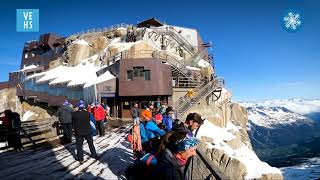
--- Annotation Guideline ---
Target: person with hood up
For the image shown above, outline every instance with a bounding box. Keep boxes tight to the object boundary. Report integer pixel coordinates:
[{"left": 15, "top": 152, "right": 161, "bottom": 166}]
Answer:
[{"left": 54, "top": 100, "right": 74, "bottom": 143}]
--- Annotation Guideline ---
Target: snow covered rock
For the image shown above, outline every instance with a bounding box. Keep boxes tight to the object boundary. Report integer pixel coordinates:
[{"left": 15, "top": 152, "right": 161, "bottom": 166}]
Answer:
[
  {"left": 184, "top": 90, "right": 283, "bottom": 179},
  {"left": 114, "top": 27, "right": 127, "bottom": 37},
  {"left": 196, "top": 119, "right": 283, "bottom": 179},
  {"left": 21, "top": 110, "right": 37, "bottom": 122}
]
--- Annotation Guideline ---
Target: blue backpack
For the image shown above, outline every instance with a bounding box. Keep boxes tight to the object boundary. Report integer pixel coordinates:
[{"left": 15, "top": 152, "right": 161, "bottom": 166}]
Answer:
[{"left": 89, "top": 113, "right": 97, "bottom": 136}]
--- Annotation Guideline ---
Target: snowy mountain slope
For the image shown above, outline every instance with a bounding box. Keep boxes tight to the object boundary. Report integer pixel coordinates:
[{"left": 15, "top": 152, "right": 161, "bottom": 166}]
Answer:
[
  {"left": 240, "top": 99, "right": 320, "bottom": 168},
  {"left": 241, "top": 99, "right": 320, "bottom": 116},
  {"left": 245, "top": 105, "right": 315, "bottom": 128},
  {"left": 280, "top": 157, "right": 320, "bottom": 180},
  {"left": 241, "top": 98, "right": 320, "bottom": 129}
]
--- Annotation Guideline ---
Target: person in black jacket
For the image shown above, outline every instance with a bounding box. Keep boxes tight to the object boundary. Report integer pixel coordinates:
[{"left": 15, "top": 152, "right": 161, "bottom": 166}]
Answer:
[
  {"left": 54, "top": 100, "right": 74, "bottom": 143},
  {"left": 73, "top": 101, "right": 97, "bottom": 163},
  {"left": 131, "top": 103, "right": 140, "bottom": 125},
  {"left": 172, "top": 113, "right": 204, "bottom": 134},
  {"left": 156, "top": 131, "right": 198, "bottom": 180}
]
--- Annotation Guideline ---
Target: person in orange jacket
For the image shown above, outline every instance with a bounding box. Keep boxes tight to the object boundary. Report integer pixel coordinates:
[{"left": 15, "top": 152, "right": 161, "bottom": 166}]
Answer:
[
  {"left": 93, "top": 102, "right": 106, "bottom": 136},
  {"left": 141, "top": 102, "right": 154, "bottom": 122}
]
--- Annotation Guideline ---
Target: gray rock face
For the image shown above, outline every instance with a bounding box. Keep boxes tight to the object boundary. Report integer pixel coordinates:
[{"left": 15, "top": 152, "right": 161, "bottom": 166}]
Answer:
[
  {"left": 0, "top": 88, "right": 53, "bottom": 121},
  {"left": 0, "top": 88, "right": 23, "bottom": 114}
]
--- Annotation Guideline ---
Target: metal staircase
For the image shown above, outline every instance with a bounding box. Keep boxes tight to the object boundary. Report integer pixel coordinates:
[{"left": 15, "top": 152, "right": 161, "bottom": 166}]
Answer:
[
  {"left": 174, "top": 77, "right": 224, "bottom": 119},
  {"left": 187, "top": 48, "right": 208, "bottom": 67},
  {"left": 152, "top": 51, "right": 199, "bottom": 87},
  {"left": 152, "top": 26, "right": 196, "bottom": 55}
]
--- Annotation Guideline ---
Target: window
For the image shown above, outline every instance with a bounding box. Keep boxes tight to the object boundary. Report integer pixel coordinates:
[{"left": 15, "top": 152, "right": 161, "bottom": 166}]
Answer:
[
  {"left": 144, "top": 70, "right": 150, "bottom": 80},
  {"left": 128, "top": 67, "right": 151, "bottom": 81},
  {"left": 103, "top": 86, "right": 112, "bottom": 92},
  {"left": 123, "top": 101, "right": 131, "bottom": 109},
  {"left": 127, "top": 70, "right": 133, "bottom": 81},
  {"left": 24, "top": 54, "right": 28, "bottom": 59},
  {"left": 133, "top": 67, "right": 144, "bottom": 77},
  {"left": 26, "top": 71, "right": 34, "bottom": 76}
]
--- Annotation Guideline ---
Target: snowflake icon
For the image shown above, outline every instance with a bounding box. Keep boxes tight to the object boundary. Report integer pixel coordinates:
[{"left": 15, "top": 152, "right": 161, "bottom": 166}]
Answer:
[{"left": 283, "top": 10, "right": 303, "bottom": 32}]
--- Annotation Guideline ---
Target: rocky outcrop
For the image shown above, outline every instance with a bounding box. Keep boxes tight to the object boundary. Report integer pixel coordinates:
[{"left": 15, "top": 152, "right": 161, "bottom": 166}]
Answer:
[
  {"left": 0, "top": 88, "right": 54, "bottom": 121},
  {"left": 183, "top": 89, "right": 283, "bottom": 179},
  {"left": 0, "top": 88, "right": 22, "bottom": 114}
]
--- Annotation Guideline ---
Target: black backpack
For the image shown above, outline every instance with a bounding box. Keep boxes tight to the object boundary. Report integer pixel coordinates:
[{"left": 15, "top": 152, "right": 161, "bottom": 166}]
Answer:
[
  {"left": 10, "top": 112, "right": 21, "bottom": 130},
  {"left": 125, "top": 153, "right": 158, "bottom": 180}
]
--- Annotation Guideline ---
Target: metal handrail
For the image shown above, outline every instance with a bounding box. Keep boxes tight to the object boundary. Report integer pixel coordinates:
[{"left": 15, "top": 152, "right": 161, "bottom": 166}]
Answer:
[
  {"left": 73, "top": 23, "right": 130, "bottom": 37},
  {"left": 192, "top": 148, "right": 227, "bottom": 180},
  {"left": 172, "top": 77, "right": 199, "bottom": 88},
  {"left": 173, "top": 81, "right": 205, "bottom": 108},
  {"left": 152, "top": 26, "right": 196, "bottom": 55},
  {"left": 175, "top": 78, "right": 224, "bottom": 118},
  {"left": 0, "top": 118, "right": 57, "bottom": 149},
  {"left": 120, "top": 50, "right": 197, "bottom": 83}
]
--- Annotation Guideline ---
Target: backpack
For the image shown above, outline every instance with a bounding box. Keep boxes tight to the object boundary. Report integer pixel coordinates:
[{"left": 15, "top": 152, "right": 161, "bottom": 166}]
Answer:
[
  {"left": 89, "top": 113, "right": 97, "bottom": 136},
  {"left": 10, "top": 112, "right": 21, "bottom": 130},
  {"left": 125, "top": 153, "right": 158, "bottom": 179}
]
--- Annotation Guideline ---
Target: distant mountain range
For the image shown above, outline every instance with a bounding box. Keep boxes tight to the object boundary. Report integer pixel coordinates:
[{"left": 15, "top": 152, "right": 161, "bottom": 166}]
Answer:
[{"left": 240, "top": 99, "right": 320, "bottom": 167}]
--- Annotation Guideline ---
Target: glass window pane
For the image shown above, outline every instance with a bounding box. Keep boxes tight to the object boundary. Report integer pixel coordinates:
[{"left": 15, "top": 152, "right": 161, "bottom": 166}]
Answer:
[
  {"left": 123, "top": 101, "right": 131, "bottom": 109},
  {"left": 127, "top": 70, "right": 133, "bottom": 81},
  {"left": 144, "top": 70, "right": 150, "bottom": 80}
]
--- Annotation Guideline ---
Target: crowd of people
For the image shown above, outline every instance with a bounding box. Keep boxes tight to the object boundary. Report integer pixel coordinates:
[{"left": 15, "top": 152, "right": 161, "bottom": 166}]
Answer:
[
  {"left": 53, "top": 99, "right": 110, "bottom": 163},
  {"left": 127, "top": 100, "right": 205, "bottom": 180},
  {"left": 1, "top": 98, "right": 205, "bottom": 179}
]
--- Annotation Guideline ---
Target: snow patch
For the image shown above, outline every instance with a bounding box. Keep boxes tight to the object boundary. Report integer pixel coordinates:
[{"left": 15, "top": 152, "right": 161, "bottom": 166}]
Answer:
[
  {"left": 226, "top": 121, "right": 242, "bottom": 132},
  {"left": 19, "top": 65, "right": 39, "bottom": 72},
  {"left": 197, "top": 120, "right": 281, "bottom": 179},
  {"left": 37, "top": 55, "right": 100, "bottom": 87},
  {"left": 72, "top": 39, "right": 90, "bottom": 46},
  {"left": 197, "top": 59, "right": 210, "bottom": 68},
  {"left": 22, "top": 110, "right": 37, "bottom": 122},
  {"left": 186, "top": 66, "right": 201, "bottom": 71},
  {"left": 196, "top": 120, "right": 235, "bottom": 143},
  {"left": 84, "top": 71, "right": 116, "bottom": 88}
]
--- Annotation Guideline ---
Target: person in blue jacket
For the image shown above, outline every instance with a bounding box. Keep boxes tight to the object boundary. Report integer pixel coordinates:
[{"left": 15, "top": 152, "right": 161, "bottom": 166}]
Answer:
[
  {"left": 162, "top": 106, "right": 174, "bottom": 132},
  {"left": 140, "top": 117, "right": 166, "bottom": 153}
]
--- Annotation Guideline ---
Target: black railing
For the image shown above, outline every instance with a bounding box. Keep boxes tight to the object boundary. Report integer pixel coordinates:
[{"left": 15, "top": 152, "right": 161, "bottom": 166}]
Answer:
[{"left": 0, "top": 118, "right": 58, "bottom": 151}]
